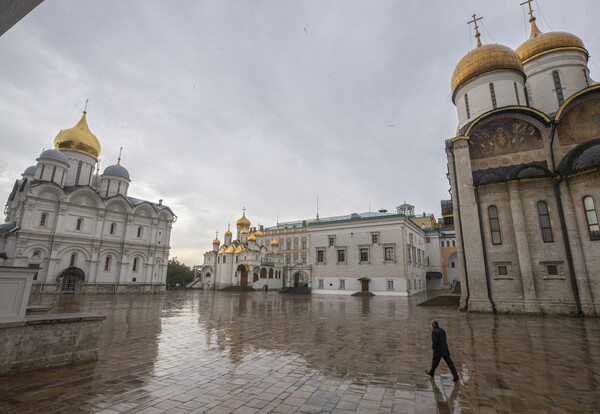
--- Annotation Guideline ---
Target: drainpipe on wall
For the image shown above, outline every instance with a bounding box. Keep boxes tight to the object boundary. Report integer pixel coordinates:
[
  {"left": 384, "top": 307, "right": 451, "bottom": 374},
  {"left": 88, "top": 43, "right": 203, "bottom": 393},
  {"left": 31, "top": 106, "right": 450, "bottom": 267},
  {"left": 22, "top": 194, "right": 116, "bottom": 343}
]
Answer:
[{"left": 474, "top": 187, "right": 497, "bottom": 314}]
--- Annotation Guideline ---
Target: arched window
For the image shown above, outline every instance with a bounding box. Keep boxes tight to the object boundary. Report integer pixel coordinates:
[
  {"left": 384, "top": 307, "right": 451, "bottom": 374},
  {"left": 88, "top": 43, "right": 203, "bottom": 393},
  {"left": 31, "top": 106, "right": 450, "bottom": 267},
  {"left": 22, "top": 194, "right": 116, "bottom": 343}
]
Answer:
[
  {"left": 269, "top": 269, "right": 274, "bottom": 279},
  {"left": 488, "top": 206, "right": 502, "bottom": 245},
  {"left": 133, "top": 257, "right": 139, "bottom": 272},
  {"left": 104, "top": 256, "right": 111, "bottom": 271},
  {"left": 110, "top": 223, "right": 116, "bottom": 235},
  {"left": 137, "top": 226, "right": 143, "bottom": 238},
  {"left": 537, "top": 201, "right": 554, "bottom": 242},
  {"left": 40, "top": 213, "right": 47, "bottom": 227},
  {"left": 70, "top": 253, "right": 77, "bottom": 267},
  {"left": 583, "top": 196, "right": 600, "bottom": 240},
  {"left": 51, "top": 166, "right": 57, "bottom": 182},
  {"left": 39, "top": 164, "right": 45, "bottom": 179},
  {"left": 105, "top": 180, "right": 111, "bottom": 197},
  {"left": 452, "top": 240, "right": 456, "bottom": 247},
  {"left": 76, "top": 218, "right": 83, "bottom": 231}
]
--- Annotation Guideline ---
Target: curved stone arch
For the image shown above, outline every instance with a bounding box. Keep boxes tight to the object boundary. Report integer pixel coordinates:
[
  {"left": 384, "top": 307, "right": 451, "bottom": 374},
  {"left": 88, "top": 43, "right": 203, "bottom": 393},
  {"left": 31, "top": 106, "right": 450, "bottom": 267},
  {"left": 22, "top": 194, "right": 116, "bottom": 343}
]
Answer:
[
  {"left": 555, "top": 84, "right": 600, "bottom": 121},
  {"left": 461, "top": 106, "right": 552, "bottom": 137},
  {"left": 56, "top": 245, "right": 92, "bottom": 262},
  {"left": 132, "top": 203, "right": 157, "bottom": 218},
  {"left": 24, "top": 244, "right": 50, "bottom": 260},
  {"left": 292, "top": 270, "right": 309, "bottom": 287},
  {"left": 158, "top": 211, "right": 173, "bottom": 221},
  {"left": 100, "top": 247, "right": 122, "bottom": 258},
  {"left": 33, "top": 183, "right": 64, "bottom": 201},
  {"left": 105, "top": 197, "right": 130, "bottom": 213},
  {"left": 126, "top": 251, "right": 149, "bottom": 263},
  {"left": 557, "top": 138, "right": 600, "bottom": 175},
  {"left": 67, "top": 189, "right": 103, "bottom": 208}
]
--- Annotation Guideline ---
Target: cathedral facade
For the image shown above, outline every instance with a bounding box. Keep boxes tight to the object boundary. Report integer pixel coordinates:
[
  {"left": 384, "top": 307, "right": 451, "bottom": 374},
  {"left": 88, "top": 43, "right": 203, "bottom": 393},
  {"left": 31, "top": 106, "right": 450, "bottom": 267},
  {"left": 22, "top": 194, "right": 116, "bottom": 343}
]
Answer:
[
  {"left": 447, "top": 6, "right": 600, "bottom": 314},
  {"left": 1, "top": 110, "right": 175, "bottom": 293},
  {"left": 194, "top": 211, "right": 285, "bottom": 290}
]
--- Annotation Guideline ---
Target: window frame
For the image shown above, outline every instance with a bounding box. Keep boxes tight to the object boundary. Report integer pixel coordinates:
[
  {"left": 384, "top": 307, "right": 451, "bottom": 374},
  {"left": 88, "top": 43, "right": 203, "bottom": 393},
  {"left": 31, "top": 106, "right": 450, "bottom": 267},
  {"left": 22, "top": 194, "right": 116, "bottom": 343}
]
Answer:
[
  {"left": 76, "top": 218, "right": 83, "bottom": 231},
  {"left": 488, "top": 205, "right": 502, "bottom": 245},
  {"left": 328, "top": 235, "right": 336, "bottom": 247},
  {"left": 384, "top": 246, "right": 394, "bottom": 261},
  {"left": 316, "top": 249, "right": 325, "bottom": 263},
  {"left": 40, "top": 213, "right": 47, "bottom": 227},
  {"left": 359, "top": 247, "right": 369, "bottom": 263},
  {"left": 337, "top": 248, "right": 346, "bottom": 263},
  {"left": 537, "top": 201, "right": 554, "bottom": 243},
  {"left": 583, "top": 196, "right": 600, "bottom": 240}
]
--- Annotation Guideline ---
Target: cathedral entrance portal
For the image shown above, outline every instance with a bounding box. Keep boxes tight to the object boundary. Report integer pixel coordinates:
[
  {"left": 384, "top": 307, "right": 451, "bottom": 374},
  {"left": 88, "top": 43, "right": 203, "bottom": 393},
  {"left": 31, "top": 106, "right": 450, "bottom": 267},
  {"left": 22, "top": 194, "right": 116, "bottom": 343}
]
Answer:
[
  {"left": 57, "top": 267, "right": 85, "bottom": 292},
  {"left": 237, "top": 265, "right": 249, "bottom": 287}
]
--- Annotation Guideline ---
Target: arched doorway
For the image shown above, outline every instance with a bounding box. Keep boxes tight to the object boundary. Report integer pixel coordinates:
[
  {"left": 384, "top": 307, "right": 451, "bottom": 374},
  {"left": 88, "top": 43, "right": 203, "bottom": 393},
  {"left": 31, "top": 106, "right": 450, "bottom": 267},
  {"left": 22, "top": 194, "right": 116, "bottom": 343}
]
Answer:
[
  {"left": 237, "top": 264, "right": 249, "bottom": 287},
  {"left": 447, "top": 252, "right": 459, "bottom": 285},
  {"left": 293, "top": 271, "right": 308, "bottom": 287},
  {"left": 57, "top": 267, "right": 85, "bottom": 292}
]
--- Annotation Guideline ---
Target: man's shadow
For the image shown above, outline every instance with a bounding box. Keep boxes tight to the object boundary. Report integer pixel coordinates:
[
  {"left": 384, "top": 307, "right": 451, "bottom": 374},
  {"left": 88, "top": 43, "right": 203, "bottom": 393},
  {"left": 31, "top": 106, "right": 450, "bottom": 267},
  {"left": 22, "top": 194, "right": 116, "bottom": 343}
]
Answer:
[{"left": 430, "top": 377, "right": 460, "bottom": 412}]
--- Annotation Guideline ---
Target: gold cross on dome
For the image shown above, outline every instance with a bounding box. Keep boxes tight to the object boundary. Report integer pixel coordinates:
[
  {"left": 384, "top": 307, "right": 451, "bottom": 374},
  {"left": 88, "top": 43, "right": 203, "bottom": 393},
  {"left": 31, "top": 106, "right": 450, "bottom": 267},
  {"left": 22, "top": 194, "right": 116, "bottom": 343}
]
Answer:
[
  {"left": 520, "top": 0, "right": 536, "bottom": 22},
  {"left": 467, "top": 14, "right": 483, "bottom": 47}
]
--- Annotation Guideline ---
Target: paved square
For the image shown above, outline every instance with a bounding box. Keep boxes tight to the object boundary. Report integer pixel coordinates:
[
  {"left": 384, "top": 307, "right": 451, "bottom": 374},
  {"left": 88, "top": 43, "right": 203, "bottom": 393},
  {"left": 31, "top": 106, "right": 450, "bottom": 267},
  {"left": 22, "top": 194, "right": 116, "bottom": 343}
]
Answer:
[{"left": 0, "top": 291, "right": 599, "bottom": 413}]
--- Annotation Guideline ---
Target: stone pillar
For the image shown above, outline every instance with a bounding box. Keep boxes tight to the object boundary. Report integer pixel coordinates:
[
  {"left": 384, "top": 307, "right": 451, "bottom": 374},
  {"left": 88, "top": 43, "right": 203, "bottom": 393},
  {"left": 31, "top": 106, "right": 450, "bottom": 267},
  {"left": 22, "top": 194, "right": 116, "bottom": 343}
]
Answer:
[
  {"left": 508, "top": 182, "right": 540, "bottom": 312},
  {"left": 562, "top": 180, "right": 594, "bottom": 312},
  {"left": 448, "top": 139, "right": 493, "bottom": 312}
]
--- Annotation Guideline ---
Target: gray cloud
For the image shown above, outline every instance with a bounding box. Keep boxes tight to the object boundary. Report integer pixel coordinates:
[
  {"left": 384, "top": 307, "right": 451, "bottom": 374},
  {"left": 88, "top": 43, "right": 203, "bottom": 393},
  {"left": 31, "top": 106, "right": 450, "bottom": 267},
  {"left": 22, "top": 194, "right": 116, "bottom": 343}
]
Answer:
[{"left": 1, "top": 0, "right": 598, "bottom": 265}]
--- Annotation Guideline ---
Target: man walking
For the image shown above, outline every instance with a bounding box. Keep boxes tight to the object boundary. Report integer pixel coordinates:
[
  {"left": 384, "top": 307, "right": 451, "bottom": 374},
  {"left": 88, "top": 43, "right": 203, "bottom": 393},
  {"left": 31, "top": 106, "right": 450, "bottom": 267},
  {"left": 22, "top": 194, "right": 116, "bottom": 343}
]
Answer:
[{"left": 426, "top": 320, "right": 460, "bottom": 382}]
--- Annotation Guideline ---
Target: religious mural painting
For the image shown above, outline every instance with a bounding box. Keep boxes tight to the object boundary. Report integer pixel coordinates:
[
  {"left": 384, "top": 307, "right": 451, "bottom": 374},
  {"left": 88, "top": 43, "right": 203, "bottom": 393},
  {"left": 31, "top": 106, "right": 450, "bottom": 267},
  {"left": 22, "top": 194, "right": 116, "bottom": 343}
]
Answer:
[
  {"left": 468, "top": 117, "right": 543, "bottom": 160},
  {"left": 557, "top": 98, "right": 600, "bottom": 145}
]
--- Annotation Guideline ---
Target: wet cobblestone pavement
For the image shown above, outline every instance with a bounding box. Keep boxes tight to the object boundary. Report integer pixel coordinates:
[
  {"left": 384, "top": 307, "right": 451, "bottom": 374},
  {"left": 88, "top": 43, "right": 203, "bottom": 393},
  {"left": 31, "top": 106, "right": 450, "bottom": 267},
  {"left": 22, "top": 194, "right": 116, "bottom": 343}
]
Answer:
[{"left": 1, "top": 291, "right": 599, "bottom": 413}]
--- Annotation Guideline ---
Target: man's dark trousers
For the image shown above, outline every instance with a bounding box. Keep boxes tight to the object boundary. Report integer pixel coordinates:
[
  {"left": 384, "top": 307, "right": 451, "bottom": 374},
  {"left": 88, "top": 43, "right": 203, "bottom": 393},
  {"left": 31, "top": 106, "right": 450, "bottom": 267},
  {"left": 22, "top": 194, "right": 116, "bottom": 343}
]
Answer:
[{"left": 430, "top": 351, "right": 459, "bottom": 380}]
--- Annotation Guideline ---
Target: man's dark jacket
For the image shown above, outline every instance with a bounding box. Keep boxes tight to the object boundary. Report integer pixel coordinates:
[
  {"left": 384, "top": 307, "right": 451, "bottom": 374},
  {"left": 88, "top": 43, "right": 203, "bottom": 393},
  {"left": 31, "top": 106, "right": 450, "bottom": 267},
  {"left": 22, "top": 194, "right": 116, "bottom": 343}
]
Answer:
[{"left": 431, "top": 327, "right": 450, "bottom": 357}]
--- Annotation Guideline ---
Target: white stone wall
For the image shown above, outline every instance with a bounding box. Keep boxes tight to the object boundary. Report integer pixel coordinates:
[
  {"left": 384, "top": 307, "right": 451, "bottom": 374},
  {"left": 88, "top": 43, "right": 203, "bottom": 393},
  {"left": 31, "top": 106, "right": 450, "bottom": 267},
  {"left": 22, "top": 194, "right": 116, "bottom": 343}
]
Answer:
[
  {"left": 455, "top": 71, "right": 526, "bottom": 130},
  {"left": 309, "top": 216, "right": 425, "bottom": 296},
  {"left": 524, "top": 50, "right": 590, "bottom": 115}
]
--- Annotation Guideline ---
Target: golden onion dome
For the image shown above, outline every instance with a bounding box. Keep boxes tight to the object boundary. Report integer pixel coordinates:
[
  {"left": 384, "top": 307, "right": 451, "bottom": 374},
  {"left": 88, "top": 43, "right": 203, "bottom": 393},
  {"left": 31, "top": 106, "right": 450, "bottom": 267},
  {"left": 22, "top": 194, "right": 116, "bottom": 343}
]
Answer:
[
  {"left": 270, "top": 239, "right": 279, "bottom": 246},
  {"left": 236, "top": 213, "right": 251, "bottom": 228},
  {"left": 248, "top": 234, "right": 257, "bottom": 241},
  {"left": 516, "top": 19, "right": 587, "bottom": 64},
  {"left": 254, "top": 230, "right": 263, "bottom": 237},
  {"left": 53, "top": 111, "right": 101, "bottom": 158},
  {"left": 451, "top": 43, "right": 524, "bottom": 94},
  {"left": 240, "top": 229, "right": 249, "bottom": 235},
  {"left": 224, "top": 230, "right": 232, "bottom": 236},
  {"left": 225, "top": 245, "right": 235, "bottom": 254},
  {"left": 212, "top": 238, "right": 220, "bottom": 245}
]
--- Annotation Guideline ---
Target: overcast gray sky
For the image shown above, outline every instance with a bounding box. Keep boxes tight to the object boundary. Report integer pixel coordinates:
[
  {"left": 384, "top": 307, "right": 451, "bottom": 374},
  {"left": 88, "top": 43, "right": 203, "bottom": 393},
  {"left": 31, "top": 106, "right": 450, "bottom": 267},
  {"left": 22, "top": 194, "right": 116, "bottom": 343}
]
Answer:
[{"left": 1, "top": 1, "right": 598, "bottom": 266}]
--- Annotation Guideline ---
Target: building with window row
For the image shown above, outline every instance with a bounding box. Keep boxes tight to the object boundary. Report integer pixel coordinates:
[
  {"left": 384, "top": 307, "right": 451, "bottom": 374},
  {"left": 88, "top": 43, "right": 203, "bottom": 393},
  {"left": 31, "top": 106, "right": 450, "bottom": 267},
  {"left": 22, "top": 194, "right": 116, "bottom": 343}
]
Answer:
[
  {"left": 308, "top": 209, "right": 426, "bottom": 296},
  {"left": 1, "top": 110, "right": 175, "bottom": 293},
  {"left": 446, "top": 6, "right": 600, "bottom": 314}
]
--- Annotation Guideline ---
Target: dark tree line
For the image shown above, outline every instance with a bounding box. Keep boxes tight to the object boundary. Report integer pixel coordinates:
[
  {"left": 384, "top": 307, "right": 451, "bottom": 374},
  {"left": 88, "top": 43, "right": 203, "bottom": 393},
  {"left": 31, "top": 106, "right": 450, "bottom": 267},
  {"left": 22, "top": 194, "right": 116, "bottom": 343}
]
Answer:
[{"left": 166, "top": 257, "right": 195, "bottom": 288}]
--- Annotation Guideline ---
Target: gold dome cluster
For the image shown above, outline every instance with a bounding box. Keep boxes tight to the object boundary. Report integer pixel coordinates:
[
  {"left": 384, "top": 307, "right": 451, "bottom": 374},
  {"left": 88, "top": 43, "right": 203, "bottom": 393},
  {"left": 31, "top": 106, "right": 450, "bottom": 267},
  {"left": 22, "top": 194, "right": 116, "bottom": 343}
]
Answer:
[
  {"left": 451, "top": 44, "right": 524, "bottom": 94},
  {"left": 53, "top": 111, "right": 101, "bottom": 158},
  {"left": 516, "top": 20, "right": 587, "bottom": 64}
]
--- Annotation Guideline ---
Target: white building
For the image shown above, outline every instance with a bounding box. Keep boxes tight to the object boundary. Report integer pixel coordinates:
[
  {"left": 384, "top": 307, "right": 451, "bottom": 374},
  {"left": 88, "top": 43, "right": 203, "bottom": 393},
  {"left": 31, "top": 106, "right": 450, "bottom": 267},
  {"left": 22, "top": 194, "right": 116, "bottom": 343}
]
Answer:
[
  {"left": 194, "top": 210, "right": 285, "bottom": 291},
  {"left": 1, "top": 110, "right": 176, "bottom": 293},
  {"left": 309, "top": 209, "right": 426, "bottom": 296}
]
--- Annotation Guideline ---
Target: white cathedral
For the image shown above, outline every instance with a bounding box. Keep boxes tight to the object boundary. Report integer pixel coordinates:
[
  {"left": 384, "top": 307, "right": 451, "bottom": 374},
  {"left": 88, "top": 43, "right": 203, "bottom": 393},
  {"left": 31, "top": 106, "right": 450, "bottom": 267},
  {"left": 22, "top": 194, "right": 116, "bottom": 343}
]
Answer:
[
  {"left": 447, "top": 4, "right": 600, "bottom": 315},
  {"left": 193, "top": 210, "right": 285, "bottom": 290},
  {"left": 0, "top": 110, "right": 175, "bottom": 293}
]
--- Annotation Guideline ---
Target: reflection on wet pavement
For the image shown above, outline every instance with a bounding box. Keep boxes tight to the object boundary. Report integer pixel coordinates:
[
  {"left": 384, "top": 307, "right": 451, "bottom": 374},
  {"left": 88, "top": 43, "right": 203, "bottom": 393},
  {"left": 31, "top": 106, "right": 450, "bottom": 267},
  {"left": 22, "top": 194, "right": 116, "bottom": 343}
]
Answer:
[{"left": 1, "top": 291, "right": 599, "bottom": 413}]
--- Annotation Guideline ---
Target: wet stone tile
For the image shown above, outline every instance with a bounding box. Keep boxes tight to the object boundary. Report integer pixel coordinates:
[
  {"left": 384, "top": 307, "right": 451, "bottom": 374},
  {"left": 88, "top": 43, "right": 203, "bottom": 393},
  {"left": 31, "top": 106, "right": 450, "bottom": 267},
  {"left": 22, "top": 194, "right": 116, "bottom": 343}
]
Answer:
[{"left": 0, "top": 291, "right": 598, "bottom": 413}]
